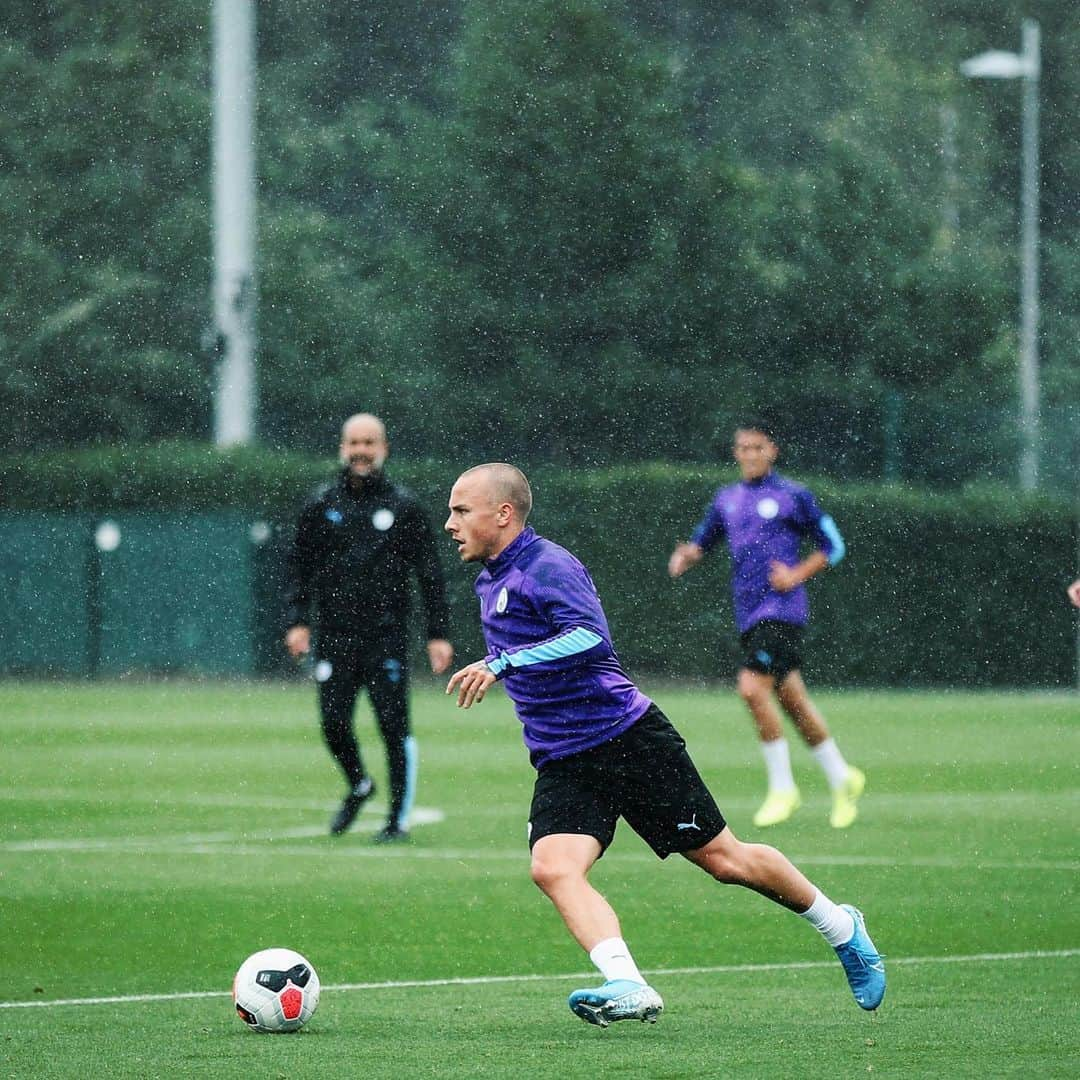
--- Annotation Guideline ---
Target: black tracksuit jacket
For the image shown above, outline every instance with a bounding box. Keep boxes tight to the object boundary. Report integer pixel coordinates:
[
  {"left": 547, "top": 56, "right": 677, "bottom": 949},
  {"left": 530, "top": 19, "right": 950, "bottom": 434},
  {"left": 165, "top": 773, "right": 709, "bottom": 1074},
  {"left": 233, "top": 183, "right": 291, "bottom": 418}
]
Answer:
[{"left": 284, "top": 469, "right": 450, "bottom": 643}]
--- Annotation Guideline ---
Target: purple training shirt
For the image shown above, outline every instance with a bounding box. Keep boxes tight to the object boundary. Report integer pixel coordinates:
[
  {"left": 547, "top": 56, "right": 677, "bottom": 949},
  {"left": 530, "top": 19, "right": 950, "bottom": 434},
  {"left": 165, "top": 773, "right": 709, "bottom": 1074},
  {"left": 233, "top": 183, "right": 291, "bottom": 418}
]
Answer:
[
  {"left": 474, "top": 527, "right": 651, "bottom": 768},
  {"left": 690, "top": 472, "right": 845, "bottom": 634}
]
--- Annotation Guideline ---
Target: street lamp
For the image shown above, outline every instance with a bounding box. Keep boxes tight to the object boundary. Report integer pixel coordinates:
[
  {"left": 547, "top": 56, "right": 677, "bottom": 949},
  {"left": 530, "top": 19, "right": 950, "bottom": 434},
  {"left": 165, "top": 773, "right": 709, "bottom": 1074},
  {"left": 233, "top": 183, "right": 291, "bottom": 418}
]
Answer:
[{"left": 961, "top": 20, "right": 1040, "bottom": 491}]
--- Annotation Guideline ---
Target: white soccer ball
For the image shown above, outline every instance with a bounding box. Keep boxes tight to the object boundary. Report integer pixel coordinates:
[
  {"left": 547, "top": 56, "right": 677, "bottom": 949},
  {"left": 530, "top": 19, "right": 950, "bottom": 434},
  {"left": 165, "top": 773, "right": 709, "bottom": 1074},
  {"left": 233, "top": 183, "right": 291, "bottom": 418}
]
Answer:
[{"left": 232, "top": 947, "right": 320, "bottom": 1033}]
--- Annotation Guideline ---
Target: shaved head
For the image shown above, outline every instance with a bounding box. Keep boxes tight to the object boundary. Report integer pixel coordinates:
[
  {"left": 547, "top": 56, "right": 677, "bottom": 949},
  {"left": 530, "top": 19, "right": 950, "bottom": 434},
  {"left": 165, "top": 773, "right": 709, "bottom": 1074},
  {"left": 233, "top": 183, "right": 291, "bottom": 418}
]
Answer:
[
  {"left": 456, "top": 463, "right": 532, "bottom": 524},
  {"left": 341, "top": 413, "right": 386, "bottom": 441},
  {"left": 339, "top": 412, "right": 388, "bottom": 479},
  {"left": 446, "top": 464, "right": 531, "bottom": 563}
]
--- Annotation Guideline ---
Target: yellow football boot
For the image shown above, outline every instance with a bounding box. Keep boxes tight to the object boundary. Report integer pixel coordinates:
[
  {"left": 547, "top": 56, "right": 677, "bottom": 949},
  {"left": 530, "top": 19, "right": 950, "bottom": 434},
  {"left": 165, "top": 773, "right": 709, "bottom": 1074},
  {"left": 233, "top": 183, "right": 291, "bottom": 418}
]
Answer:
[
  {"left": 753, "top": 787, "right": 801, "bottom": 827},
  {"left": 830, "top": 766, "right": 866, "bottom": 829}
]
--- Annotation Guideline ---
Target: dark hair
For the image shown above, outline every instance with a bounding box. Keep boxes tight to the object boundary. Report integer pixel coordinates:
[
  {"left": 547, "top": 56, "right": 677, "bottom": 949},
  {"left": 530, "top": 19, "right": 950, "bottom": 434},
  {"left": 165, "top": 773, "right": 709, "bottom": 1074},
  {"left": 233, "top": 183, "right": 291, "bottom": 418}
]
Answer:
[{"left": 735, "top": 418, "right": 780, "bottom": 444}]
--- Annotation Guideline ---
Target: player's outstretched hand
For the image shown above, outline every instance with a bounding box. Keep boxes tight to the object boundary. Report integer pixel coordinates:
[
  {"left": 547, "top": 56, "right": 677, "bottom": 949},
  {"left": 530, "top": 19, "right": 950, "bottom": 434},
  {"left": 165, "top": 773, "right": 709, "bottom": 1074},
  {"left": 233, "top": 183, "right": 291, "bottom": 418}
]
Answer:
[
  {"left": 1068, "top": 578, "right": 1080, "bottom": 608},
  {"left": 668, "top": 542, "right": 704, "bottom": 579},
  {"left": 447, "top": 661, "right": 497, "bottom": 708}
]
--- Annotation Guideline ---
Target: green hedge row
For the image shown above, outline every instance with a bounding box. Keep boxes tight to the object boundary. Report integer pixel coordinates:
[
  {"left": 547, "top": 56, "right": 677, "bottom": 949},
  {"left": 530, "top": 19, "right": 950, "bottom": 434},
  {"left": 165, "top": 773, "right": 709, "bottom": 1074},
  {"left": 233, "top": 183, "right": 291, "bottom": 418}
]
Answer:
[{"left": 2, "top": 444, "right": 1076, "bottom": 687}]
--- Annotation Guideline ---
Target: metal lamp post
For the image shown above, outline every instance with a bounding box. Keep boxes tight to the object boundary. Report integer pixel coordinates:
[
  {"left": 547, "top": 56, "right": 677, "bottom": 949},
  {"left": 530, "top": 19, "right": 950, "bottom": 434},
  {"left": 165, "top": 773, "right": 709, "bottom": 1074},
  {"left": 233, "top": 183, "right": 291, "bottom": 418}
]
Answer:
[{"left": 961, "top": 19, "right": 1040, "bottom": 492}]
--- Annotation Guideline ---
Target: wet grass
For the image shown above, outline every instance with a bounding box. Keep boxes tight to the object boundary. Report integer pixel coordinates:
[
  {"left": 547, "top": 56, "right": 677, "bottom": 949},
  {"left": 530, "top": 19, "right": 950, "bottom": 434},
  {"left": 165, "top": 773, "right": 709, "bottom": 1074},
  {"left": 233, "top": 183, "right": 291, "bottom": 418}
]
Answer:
[{"left": 1, "top": 681, "right": 1077, "bottom": 1078}]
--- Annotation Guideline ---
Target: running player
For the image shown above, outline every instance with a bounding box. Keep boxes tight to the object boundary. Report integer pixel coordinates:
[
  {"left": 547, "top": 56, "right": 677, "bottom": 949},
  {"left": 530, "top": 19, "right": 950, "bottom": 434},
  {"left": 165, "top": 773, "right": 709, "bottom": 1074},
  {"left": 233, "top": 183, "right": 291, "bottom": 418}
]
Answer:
[
  {"left": 669, "top": 421, "right": 865, "bottom": 829},
  {"left": 445, "top": 462, "right": 885, "bottom": 1026}
]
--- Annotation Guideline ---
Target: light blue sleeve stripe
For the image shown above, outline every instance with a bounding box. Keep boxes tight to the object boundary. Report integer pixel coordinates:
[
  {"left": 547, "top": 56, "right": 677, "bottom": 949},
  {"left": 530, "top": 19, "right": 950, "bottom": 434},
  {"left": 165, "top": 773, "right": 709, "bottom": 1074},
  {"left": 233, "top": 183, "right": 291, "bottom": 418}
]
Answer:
[
  {"left": 495, "top": 627, "right": 603, "bottom": 673},
  {"left": 820, "top": 514, "right": 845, "bottom": 565}
]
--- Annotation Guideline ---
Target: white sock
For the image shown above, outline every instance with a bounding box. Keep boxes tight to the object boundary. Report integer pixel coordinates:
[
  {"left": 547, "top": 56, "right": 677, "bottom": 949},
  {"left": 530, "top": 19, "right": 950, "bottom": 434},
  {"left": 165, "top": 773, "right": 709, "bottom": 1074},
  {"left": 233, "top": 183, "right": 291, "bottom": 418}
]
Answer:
[
  {"left": 589, "top": 937, "right": 645, "bottom": 984},
  {"left": 812, "top": 738, "right": 850, "bottom": 790},
  {"left": 799, "top": 889, "right": 856, "bottom": 947},
  {"left": 761, "top": 737, "right": 797, "bottom": 792}
]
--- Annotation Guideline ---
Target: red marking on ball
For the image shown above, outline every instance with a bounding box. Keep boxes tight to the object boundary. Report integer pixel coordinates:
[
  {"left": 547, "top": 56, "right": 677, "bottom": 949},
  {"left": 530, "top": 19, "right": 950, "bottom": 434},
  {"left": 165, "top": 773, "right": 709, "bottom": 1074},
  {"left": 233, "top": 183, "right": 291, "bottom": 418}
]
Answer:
[{"left": 280, "top": 985, "right": 303, "bottom": 1020}]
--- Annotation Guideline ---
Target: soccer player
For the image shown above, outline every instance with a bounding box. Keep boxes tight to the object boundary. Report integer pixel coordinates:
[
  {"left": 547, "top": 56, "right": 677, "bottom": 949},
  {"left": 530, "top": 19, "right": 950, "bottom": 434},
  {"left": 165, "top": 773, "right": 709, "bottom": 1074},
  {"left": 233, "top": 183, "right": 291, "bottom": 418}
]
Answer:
[
  {"left": 445, "top": 463, "right": 885, "bottom": 1026},
  {"left": 668, "top": 422, "right": 865, "bottom": 829},
  {"left": 284, "top": 413, "right": 453, "bottom": 842}
]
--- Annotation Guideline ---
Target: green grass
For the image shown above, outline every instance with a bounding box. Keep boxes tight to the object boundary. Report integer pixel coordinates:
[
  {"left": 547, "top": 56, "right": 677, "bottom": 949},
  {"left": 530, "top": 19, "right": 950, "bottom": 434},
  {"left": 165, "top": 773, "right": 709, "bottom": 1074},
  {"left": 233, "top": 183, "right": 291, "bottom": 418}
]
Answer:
[{"left": 1, "top": 681, "right": 1077, "bottom": 1078}]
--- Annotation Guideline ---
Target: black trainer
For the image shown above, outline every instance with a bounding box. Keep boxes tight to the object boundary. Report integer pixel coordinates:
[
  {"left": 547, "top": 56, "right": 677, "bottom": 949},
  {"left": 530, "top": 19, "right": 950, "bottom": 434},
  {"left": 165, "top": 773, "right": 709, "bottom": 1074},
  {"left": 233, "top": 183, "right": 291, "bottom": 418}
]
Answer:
[
  {"left": 329, "top": 777, "right": 375, "bottom": 835},
  {"left": 372, "top": 823, "right": 410, "bottom": 844}
]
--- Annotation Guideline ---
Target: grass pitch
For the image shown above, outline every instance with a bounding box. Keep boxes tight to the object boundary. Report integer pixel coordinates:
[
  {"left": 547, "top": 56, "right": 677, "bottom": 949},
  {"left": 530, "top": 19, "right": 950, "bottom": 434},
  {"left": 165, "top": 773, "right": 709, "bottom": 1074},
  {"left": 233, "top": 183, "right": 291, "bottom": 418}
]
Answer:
[{"left": 1, "top": 680, "right": 1077, "bottom": 1078}]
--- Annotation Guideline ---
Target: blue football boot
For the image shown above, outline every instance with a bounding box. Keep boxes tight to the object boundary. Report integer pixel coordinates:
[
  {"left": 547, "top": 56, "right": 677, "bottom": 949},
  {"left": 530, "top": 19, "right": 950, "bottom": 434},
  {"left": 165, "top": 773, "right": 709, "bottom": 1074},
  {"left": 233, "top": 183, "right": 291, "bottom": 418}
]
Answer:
[
  {"left": 834, "top": 905, "right": 886, "bottom": 1010},
  {"left": 568, "top": 979, "right": 663, "bottom": 1027}
]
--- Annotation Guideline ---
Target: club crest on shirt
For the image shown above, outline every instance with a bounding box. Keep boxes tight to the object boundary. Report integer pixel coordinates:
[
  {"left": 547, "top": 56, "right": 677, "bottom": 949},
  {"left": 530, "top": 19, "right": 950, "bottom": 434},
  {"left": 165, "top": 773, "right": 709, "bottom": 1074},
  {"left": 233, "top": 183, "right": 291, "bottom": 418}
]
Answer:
[
  {"left": 756, "top": 497, "right": 780, "bottom": 520},
  {"left": 372, "top": 508, "right": 395, "bottom": 531},
  {"left": 495, "top": 586, "right": 509, "bottom": 613}
]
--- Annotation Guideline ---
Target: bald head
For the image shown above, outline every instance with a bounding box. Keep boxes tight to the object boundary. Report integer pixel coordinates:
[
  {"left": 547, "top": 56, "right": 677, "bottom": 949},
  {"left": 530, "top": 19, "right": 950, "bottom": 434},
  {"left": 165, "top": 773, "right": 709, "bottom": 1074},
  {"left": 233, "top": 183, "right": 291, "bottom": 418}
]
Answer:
[
  {"left": 445, "top": 464, "right": 532, "bottom": 563},
  {"left": 339, "top": 412, "right": 388, "bottom": 479},
  {"left": 457, "top": 463, "right": 532, "bottom": 523},
  {"left": 341, "top": 413, "right": 386, "bottom": 441}
]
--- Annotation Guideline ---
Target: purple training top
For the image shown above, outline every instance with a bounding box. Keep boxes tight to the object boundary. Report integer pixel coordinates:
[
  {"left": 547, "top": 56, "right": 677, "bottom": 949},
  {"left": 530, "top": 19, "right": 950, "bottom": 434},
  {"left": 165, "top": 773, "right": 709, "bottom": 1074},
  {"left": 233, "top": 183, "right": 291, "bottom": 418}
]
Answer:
[
  {"left": 690, "top": 472, "right": 845, "bottom": 634},
  {"left": 474, "top": 527, "right": 651, "bottom": 768}
]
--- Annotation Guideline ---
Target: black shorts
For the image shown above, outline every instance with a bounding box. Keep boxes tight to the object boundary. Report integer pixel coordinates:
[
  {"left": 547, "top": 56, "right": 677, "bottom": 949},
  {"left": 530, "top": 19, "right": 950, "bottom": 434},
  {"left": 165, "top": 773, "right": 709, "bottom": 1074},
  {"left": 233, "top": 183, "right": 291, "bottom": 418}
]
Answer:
[
  {"left": 739, "top": 620, "right": 804, "bottom": 682},
  {"left": 528, "top": 704, "right": 727, "bottom": 859}
]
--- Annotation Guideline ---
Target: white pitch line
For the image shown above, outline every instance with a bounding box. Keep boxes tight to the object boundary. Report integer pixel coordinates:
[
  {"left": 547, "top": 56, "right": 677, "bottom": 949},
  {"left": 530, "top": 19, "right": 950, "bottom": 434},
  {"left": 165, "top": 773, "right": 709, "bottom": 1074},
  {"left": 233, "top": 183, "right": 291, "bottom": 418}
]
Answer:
[
  {"left": 791, "top": 853, "right": 1080, "bottom": 872},
  {"left": 1, "top": 949, "right": 1076, "bottom": 1011},
  {"left": 1, "top": 832, "right": 1075, "bottom": 872},
  {"left": 0, "top": 809, "right": 446, "bottom": 852}
]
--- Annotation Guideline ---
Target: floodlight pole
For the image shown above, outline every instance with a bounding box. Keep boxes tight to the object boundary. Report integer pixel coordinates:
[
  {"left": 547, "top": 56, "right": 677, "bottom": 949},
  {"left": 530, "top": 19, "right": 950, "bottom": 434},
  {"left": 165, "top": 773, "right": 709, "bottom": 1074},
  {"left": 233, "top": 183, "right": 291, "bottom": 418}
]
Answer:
[
  {"left": 212, "top": 0, "right": 257, "bottom": 446},
  {"left": 961, "top": 20, "right": 1040, "bottom": 491},
  {"left": 1017, "top": 21, "right": 1040, "bottom": 493}
]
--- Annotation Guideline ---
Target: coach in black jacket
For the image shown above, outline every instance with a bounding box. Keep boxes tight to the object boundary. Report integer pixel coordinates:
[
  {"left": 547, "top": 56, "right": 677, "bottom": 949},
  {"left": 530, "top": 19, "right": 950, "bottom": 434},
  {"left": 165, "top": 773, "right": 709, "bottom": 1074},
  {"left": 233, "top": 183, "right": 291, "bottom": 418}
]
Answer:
[{"left": 284, "top": 413, "right": 453, "bottom": 842}]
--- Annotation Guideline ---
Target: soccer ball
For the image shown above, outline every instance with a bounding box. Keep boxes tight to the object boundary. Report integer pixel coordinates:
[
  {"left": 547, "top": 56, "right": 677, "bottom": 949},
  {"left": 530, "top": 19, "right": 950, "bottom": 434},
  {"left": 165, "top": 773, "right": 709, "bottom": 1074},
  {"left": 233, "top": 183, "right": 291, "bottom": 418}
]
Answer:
[{"left": 232, "top": 947, "right": 320, "bottom": 1033}]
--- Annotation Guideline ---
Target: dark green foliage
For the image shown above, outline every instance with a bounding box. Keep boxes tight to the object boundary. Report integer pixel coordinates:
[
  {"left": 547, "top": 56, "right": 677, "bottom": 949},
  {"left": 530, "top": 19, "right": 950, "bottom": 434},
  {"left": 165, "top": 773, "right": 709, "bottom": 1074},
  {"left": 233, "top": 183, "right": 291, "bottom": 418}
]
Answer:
[
  {"left": 2, "top": 1, "right": 1077, "bottom": 487},
  {"left": 0, "top": 441, "right": 328, "bottom": 513},
  {"left": 0, "top": 6, "right": 212, "bottom": 448},
  {"left": 362, "top": 0, "right": 750, "bottom": 463}
]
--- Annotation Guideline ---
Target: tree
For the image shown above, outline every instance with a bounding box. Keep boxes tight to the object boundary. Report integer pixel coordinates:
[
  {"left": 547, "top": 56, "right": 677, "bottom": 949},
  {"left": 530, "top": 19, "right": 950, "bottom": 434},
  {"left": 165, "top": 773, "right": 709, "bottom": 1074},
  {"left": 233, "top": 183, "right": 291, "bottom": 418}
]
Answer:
[
  {"left": 0, "top": 5, "right": 212, "bottom": 448},
  {"left": 356, "top": 0, "right": 760, "bottom": 462}
]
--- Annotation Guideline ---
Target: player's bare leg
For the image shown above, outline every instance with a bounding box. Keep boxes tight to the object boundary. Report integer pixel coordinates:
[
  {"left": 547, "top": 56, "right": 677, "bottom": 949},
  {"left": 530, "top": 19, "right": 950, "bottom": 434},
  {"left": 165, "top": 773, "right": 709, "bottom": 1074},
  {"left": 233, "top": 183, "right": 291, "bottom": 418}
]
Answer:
[
  {"left": 530, "top": 834, "right": 617, "bottom": 950},
  {"left": 778, "top": 671, "right": 865, "bottom": 828},
  {"left": 684, "top": 827, "right": 885, "bottom": 1009},
  {"left": 739, "top": 668, "right": 801, "bottom": 826},
  {"left": 531, "top": 833, "right": 664, "bottom": 1026},
  {"left": 776, "top": 671, "right": 829, "bottom": 745},
  {"left": 737, "top": 668, "right": 784, "bottom": 741},
  {"left": 683, "top": 825, "right": 815, "bottom": 910}
]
